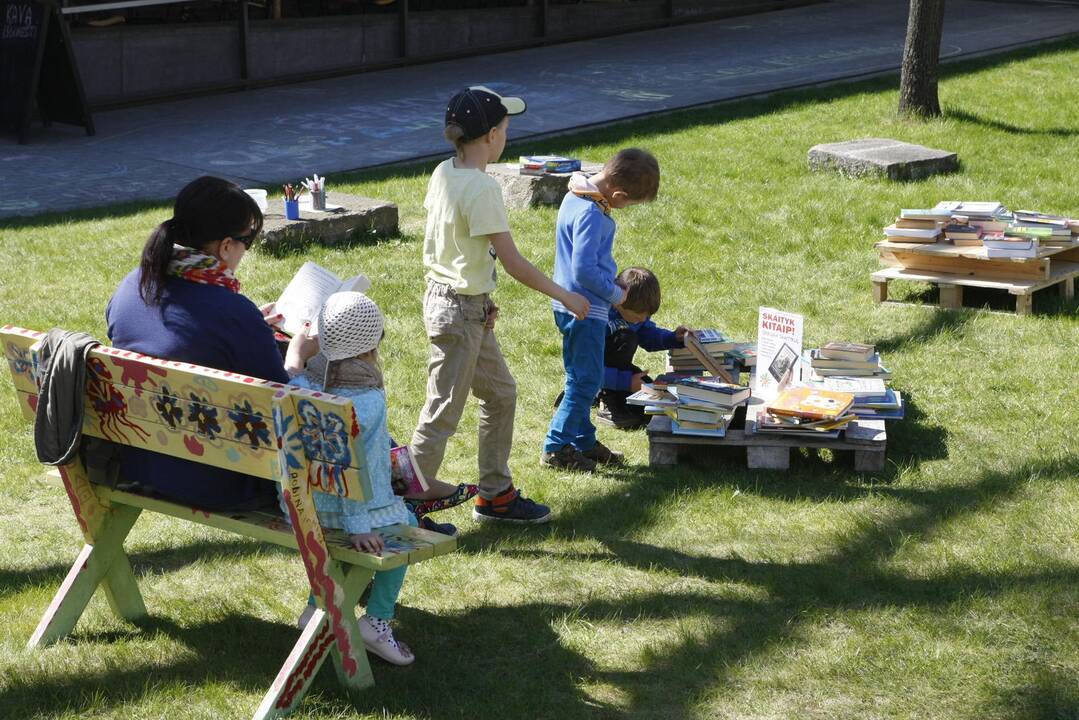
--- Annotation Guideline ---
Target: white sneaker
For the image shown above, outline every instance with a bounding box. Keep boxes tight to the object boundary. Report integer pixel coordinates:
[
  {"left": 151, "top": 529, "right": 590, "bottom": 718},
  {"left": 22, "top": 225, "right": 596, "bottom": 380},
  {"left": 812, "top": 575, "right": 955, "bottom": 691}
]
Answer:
[{"left": 359, "top": 615, "right": 415, "bottom": 666}]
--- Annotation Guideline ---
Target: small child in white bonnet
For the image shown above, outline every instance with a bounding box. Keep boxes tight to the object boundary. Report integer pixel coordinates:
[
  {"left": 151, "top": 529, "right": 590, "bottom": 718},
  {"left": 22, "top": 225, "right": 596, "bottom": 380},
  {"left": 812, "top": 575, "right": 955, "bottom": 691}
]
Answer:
[{"left": 282, "top": 291, "right": 417, "bottom": 665}]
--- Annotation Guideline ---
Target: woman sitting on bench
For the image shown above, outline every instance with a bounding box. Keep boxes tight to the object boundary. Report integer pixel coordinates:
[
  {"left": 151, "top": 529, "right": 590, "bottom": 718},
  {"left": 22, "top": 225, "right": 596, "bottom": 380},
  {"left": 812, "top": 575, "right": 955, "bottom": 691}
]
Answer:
[{"left": 106, "top": 176, "right": 290, "bottom": 511}]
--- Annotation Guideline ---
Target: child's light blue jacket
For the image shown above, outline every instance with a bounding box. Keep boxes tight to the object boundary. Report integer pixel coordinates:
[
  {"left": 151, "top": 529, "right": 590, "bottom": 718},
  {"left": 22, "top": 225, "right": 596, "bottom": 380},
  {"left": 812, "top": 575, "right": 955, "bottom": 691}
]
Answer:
[{"left": 278, "top": 375, "right": 410, "bottom": 534}]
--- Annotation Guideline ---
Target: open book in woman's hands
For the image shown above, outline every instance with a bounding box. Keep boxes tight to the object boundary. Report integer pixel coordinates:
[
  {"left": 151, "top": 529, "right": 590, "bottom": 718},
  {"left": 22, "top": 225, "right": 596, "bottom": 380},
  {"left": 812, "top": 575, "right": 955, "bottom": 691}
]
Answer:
[{"left": 274, "top": 261, "right": 371, "bottom": 336}]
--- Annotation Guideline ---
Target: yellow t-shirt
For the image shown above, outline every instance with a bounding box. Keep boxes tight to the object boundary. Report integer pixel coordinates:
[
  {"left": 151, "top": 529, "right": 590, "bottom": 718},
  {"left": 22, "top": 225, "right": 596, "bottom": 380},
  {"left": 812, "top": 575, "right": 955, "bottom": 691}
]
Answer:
[{"left": 423, "top": 158, "right": 510, "bottom": 295}]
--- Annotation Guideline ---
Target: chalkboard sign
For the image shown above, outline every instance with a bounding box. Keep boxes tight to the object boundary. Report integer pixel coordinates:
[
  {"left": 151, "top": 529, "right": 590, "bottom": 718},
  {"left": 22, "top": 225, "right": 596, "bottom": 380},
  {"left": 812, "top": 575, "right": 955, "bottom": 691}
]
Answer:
[{"left": 0, "top": 0, "right": 93, "bottom": 143}]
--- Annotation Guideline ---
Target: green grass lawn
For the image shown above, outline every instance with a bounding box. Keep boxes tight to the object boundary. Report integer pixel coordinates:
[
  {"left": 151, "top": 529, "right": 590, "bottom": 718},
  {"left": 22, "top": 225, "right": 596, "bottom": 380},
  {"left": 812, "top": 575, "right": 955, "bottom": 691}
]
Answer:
[{"left": 1, "top": 38, "right": 1078, "bottom": 720}]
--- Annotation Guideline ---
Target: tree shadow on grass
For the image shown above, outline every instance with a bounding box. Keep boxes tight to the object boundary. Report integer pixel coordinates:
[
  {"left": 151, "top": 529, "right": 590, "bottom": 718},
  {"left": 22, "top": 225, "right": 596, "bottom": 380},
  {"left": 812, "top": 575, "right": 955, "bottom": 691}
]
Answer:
[
  {"left": 2, "top": 454, "right": 1074, "bottom": 718},
  {"left": 0, "top": 536, "right": 293, "bottom": 602},
  {"left": 946, "top": 108, "right": 1079, "bottom": 138}
]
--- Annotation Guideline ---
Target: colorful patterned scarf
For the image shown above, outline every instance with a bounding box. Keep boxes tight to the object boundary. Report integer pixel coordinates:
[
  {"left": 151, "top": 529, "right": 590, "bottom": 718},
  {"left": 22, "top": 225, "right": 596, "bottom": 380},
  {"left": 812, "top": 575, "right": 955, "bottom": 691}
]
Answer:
[{"left": 166, "top": 244, "right": 240, "bottom": 293}]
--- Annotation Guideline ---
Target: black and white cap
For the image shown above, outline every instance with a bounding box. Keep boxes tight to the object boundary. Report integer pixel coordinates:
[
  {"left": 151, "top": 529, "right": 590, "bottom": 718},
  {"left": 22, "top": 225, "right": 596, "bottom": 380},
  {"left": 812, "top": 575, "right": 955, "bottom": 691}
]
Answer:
[{"left": 445, "top": 85, "right": 527, "bottom": 142}]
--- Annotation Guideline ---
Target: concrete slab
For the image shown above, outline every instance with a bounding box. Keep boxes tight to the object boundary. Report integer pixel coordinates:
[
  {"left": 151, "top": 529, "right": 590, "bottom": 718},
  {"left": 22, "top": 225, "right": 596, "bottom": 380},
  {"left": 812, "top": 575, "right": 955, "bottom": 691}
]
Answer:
[
  {"left": 488, "top": 162, "right": 603, "bottom": 209},
  {"left": 807, "top": 138, "right": 959, "bottom": 180},
  {"left": 3, "top": 0, "right": 1079, "bottom": 219},
  {"left": 259, "top": 192, "right": 398, "bottom": 251}
]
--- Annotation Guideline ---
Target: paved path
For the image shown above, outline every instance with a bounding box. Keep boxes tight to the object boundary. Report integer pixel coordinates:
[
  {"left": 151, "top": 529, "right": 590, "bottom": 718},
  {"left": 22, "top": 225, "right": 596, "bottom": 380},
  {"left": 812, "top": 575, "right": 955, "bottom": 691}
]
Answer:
[{"left": 2, "top": 0, "right": 1079, "bottom": 219}]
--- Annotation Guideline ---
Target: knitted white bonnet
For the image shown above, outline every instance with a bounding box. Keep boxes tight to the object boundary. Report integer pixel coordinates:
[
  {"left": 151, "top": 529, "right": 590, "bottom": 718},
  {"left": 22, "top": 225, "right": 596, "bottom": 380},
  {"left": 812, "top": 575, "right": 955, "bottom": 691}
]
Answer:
[{"left": 317, "top": 291, "right": 384, "bottom": 361}]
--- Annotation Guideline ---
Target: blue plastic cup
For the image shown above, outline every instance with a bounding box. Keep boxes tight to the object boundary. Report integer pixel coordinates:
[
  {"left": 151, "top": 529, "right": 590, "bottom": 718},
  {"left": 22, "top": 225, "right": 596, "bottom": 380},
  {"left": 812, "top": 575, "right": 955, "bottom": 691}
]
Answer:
[{"left": 284, "top": 199, "right": 300, "bottom": 220}]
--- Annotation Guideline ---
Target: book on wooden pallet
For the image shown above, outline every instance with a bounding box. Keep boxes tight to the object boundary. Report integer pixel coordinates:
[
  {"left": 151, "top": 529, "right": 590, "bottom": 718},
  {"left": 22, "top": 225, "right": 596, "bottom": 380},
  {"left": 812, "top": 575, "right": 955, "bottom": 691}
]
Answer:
[
  {"left": 1012, "top": 210, "right": 1072, "bottom": 229},
  {"left": 670, "top": 377, "right": 752, "bottom": 407},
  {"left": 899, "top": 208, "right": 952, "bottom": 222},
  {"left": 883, "top": 224, "right": 941, "bottom": 243},
  {"left": 851, "top": 391, "right": 905, "bottom": 420},
  {"left": 944, "top": 223, "right": 983, "bottom": 246},
  {"left": 802, "top": 376, "right": 890, "bottom": 403},
  {"left": 894, "top": 217, "right": 945, "bottom": 231},
  {"left": 754, "top": 411, "right": 847, "bottom": 437},
  {"left": 626, "top": 386, "right": 678, "bottom": 408},
  {"left": 766, "top": 386, "right": 854, "bottom": 422},
  {"left": 809, "top": 348, "right": 882, "bottom": 371},
  {"left": 725, "top": 342, "right": 758, "bottom": 368},
  {"left": 933, "top": 201, "right": 1007, "bottom": 221},
  {"left": 983, "top": 234, "right": 1038, "bottom": 258},
  {"left": 670, "top": 417, "right": 732, "bottom": 438},
  {"left": 819, "top": 341, "right": 875, "bottom": 363}
]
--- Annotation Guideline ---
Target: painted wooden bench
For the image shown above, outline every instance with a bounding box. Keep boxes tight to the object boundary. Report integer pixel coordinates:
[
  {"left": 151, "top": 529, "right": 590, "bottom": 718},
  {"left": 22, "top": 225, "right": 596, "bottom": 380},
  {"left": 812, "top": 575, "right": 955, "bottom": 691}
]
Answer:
[{"left": 1, "top": 325, "right": 455, "bottom": 719}]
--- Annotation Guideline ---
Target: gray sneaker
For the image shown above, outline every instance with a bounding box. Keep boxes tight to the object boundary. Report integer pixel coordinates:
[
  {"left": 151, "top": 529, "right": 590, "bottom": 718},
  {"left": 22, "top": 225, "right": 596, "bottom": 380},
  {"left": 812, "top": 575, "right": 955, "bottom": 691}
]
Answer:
[{"left": 541, "top": 444, "right": 597, "bottom": 473}]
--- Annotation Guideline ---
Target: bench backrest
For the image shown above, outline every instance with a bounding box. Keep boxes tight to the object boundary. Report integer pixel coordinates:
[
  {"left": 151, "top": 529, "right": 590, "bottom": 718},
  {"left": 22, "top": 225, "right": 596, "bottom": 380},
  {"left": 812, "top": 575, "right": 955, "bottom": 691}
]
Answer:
[{"left": 1, "top": 325, "right": 373, "bottom": 504}]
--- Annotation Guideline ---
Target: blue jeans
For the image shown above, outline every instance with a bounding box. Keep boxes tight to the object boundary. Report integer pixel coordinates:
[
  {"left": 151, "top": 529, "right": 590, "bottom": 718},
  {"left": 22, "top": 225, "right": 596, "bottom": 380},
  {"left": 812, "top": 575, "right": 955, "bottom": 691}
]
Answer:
[{"left": 544, "top": 312, "right": 606, "bottom": 454}]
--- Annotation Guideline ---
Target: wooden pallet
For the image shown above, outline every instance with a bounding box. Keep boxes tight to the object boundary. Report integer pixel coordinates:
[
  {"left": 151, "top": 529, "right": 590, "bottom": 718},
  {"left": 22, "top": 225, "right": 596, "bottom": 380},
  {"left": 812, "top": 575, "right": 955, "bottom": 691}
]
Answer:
[
  {"left": 646, "top": 406, "right": 887, "bottom": 473},
  {"left": 871, "top": 240, "right": 1079, "bottom": 315}
]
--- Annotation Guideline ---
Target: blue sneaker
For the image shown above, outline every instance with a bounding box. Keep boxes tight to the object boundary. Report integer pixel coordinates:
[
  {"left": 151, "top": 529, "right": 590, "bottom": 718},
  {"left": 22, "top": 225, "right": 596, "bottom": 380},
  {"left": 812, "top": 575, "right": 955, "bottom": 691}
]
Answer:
[
  {"left": 472, "top": 487, "right": 551, "bottom": 524},
  {"left": 418, "top": 515, "right": 458, "bottom": 537}
]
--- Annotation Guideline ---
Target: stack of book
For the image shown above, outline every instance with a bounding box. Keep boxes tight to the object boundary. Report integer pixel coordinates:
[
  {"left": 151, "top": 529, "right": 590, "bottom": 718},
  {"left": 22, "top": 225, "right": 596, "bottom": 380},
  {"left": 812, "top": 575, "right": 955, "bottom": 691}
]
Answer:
[
  {"left": 1011, "top": 210, "right": 1077, "bottom": 244},
  {"left": 943, "top": 222, "right": 983, "bottom": 247},
  {"left": 629, "top": 376, "right": 751, "bottom": 437},
  {"left": 983, "top": 230, "right": 1040, "bottom": 259},
  {"left": 802, "top": 375, "right": 905, "bottom": 420},
  {"left": 518, "top": 155, "right": 581, "bottom": 176},
  {"left": 803, "top": 341, "right": 891, "bottom": 380},
  {"left": 882, "top": 209, "right": 950, "bottom": 243},
  {"left": 666, "top": 329, "right": 738, "bottom": 375},
  {"left": 757, "top": 386, "right": 856, "bottom": 438}
]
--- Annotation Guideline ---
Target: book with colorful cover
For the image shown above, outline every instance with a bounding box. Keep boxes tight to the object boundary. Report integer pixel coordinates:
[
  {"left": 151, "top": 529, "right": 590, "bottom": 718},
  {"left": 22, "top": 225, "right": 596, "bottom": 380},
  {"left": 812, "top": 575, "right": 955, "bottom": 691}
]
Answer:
[
  {"left": 766, "top": 386, "right": 854, "bottom": 421},
  {"left": 671, "top": 377, "right": 752, "bottom": 406},
  {"left": 390, "top": 445, "right": 428, "bottom": 496},
  {"left": 518, "top": 155, "right": 581, "bottom": 174}
]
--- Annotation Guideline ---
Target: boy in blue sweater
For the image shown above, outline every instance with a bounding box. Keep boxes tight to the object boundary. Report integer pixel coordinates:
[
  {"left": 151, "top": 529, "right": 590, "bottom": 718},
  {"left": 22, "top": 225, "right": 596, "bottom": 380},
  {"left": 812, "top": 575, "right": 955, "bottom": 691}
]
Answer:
[
  {"left": 542, "top": 149, "right": 661, "bottom": 472},
  {"left": 599, "top": 267, "right": 688, "bottom": 430}
]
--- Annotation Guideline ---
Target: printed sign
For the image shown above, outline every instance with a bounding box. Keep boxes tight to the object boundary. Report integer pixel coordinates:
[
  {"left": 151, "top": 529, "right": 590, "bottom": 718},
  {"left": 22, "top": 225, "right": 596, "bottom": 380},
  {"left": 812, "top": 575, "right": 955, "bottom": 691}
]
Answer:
[{"left": 753, "top": 307, "right": 804, "bottom": 402}]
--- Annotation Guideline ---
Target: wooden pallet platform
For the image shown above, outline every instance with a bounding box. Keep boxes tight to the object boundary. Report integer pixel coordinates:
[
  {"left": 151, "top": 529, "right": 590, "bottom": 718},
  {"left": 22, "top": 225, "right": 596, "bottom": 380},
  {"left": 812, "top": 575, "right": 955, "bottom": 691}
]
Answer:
[
  {"left": 646, "top": 406, "right": 887, "bottom": 473},
  {"left": 871, "top": 240, "right": 1079, "bottom": 315}
]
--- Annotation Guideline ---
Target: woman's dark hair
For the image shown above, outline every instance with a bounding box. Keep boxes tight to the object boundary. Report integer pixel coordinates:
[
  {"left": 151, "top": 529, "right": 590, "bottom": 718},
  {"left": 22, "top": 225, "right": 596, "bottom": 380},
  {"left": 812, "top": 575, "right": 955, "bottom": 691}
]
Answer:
[{"left": 139, "top": 176, "right": 263, "bottom": 304}]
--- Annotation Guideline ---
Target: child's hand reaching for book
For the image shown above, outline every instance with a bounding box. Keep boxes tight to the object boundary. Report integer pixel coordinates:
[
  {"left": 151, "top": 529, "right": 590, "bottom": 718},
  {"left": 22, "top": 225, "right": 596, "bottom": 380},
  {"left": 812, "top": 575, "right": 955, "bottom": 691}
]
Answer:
[
  {"left": 259, "top": 302, "right": 284, "bottom": 328},
  {"left": 349, "top": 532, "right": 385, "bottom": 554},
  {"left": 674, "top": 326, "right": 692, "bottom": 343},
  {"left": 630, "top": 372, "right": 646, "bottom": 392}
]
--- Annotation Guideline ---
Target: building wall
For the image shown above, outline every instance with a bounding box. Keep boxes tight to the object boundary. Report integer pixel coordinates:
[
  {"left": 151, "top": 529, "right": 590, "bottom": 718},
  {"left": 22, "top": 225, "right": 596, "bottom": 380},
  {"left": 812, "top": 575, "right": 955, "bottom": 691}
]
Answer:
[{"left": 71, "top": 0, "right": 817, "bottom": 106}]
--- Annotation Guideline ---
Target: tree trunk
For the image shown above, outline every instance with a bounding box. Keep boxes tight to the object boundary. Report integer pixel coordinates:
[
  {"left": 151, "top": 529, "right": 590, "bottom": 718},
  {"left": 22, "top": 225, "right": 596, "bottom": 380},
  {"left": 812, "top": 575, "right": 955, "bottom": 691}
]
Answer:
[{"left": 899, "top": 0, "right": 946, "bottom": 118}]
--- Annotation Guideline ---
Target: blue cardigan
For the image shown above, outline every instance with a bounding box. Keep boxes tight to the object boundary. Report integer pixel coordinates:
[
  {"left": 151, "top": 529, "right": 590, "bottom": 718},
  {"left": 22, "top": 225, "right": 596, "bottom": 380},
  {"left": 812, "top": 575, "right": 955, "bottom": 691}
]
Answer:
[
  {"left": 106, "top": 269, "right": 289, "bottom": 510},
  {"left": 551, "top": 192, "right": 624, "bottom": 322}
]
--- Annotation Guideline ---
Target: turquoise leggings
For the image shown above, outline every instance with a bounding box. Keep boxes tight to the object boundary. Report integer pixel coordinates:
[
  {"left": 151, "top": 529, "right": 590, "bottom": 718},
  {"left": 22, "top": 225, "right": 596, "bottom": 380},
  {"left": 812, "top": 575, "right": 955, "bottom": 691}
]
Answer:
[{"left": 308, "top": 513, "right": 416, "bottom": 621}]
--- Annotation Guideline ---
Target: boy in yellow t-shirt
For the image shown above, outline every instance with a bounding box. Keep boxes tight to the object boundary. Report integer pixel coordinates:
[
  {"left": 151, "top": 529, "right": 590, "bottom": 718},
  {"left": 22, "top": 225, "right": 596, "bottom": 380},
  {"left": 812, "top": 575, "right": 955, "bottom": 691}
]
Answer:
[{"left": 410, "top": 86, "right": 589, "bottom": 524}]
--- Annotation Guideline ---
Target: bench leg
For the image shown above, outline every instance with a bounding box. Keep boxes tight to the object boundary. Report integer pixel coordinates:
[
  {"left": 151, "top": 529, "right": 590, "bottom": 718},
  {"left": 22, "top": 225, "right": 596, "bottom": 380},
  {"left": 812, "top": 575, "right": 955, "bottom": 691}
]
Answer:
[
  {"left": 747, "top": 446, "right": 789, "bottom": 470},
  {"left": 1015, "top": 293, "right": 1033, "bottom": 316},
  {"left": 28, "top": 503, "right": 142, "bottom": 648},
  {"left": 255, "top": 610, "right": 338, "bottom": 720},
  {"left": 1062, "top": 277, "right": 1075, "bottom": 301}
]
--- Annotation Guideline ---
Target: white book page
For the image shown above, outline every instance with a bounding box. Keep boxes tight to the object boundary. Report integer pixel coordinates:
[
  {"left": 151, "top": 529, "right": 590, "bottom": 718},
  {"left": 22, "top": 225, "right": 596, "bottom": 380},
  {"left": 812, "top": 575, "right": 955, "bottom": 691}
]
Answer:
[
  {"left": 274, "top": 261, "right": 343, "bottom": 336},
  {"left": 339, "top": 274, "right": 372, "bottom": 293}
]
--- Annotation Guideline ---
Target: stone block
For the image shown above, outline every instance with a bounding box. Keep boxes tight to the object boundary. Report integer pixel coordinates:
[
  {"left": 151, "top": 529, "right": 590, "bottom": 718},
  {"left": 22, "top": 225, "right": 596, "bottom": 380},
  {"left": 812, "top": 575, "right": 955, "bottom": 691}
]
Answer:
[
  {"left": 807, "top": 138, "right": 958, "bottom": 181},
  {"left": 487, "top": 162, "right": 603, "bottom": 209},
  {"left": 259, "top": 192, "right": 398, "bottom": 252}
]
